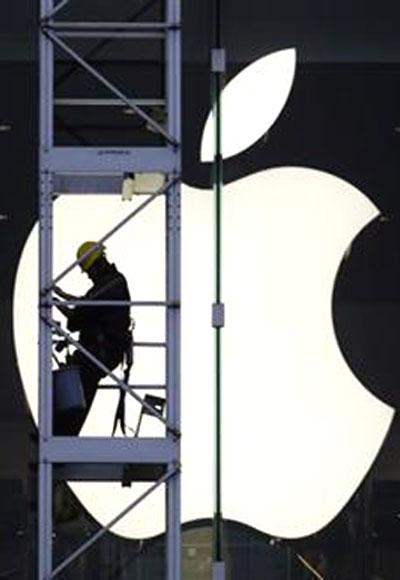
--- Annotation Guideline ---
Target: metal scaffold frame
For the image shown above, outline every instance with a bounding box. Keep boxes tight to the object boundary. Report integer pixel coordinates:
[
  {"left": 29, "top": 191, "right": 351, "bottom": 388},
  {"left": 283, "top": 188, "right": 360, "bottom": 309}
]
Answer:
[{"left": 38, "top": 1, "right": 181, "bottom": 578}]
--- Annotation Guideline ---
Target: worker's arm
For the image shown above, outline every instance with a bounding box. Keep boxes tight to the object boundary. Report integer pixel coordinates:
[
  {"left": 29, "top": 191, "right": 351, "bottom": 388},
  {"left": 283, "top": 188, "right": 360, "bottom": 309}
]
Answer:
[
  {"left": 53, "top": 287, "right": 85, "bottom": 330},
  {"left": 53, "top": 286, "right": 79, "bottom": 301}
]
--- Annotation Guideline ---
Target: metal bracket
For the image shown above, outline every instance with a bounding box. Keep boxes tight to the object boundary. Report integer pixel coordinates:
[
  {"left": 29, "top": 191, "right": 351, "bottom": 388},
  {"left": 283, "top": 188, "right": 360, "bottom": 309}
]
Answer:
[
  {"left": 212, "top": 561, "right": 226, "bottom": 580},
  {"left": 212, "top": 303, "right": 225, "bottom": 328},
  {"left": 211, "top": 49, "right": 226, "bottom": 72}
]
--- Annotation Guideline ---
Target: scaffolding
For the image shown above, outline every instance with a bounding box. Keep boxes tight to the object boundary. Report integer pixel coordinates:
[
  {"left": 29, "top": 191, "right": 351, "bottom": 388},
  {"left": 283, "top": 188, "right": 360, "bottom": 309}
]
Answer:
[{"left": 38, "top": 1, "right": 181, "bottom": 578}]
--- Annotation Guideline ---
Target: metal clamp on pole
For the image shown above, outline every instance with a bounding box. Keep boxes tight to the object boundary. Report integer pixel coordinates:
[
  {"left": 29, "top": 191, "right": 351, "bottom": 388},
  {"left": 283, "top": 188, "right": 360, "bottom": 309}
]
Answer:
[
  {"left": 211, "top": 48, "right": 226, "bottom": 73},
  {"left": 212, "top": 303, "right": 225, "bottom": 328},
  {"left": 212, "top": 561, "right": 226, "bottom": 580}
]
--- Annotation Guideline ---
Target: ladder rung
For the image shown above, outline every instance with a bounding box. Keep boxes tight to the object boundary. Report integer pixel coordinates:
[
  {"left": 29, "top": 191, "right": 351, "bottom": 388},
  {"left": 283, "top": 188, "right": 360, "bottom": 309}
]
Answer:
[
  {"left": 44, "top": 21, "right": 172, "bottom": 31},
  {"left": 54, "top": 31, "right": 165, "bottom": 39},
  {"left": 134, "top": 341, "right": 166, "bottom": 348},
  {"left": 47, "top": 299, "right": 168, "bottom": 307},
  {"left": 98, "top": 384, "right": 166, "bottom": 390},
  {"left": 55, "top": 98, "right": 165, "bottom": 107}
]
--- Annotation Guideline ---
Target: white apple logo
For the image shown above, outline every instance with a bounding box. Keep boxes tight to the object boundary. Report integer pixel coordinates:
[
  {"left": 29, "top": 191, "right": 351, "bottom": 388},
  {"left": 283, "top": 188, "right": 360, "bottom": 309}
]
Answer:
[{"left": 13, "top": 48, "right": 394, "bottom": 540}]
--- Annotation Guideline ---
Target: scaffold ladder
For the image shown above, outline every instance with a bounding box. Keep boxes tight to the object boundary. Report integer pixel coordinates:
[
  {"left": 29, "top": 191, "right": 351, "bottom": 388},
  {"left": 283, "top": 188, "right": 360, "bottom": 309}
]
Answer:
[{"left": 38, "top": 1, "right": 181, "bottom": 578}]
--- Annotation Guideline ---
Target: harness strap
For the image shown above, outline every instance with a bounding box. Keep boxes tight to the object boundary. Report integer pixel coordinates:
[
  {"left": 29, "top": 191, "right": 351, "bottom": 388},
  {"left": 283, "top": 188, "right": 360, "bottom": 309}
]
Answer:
[
  {"left": 112, "top": 328, "right": 134, "bottom": 436},
  {"left": 112, "top": 368, "right": 129, "bottom": 436}
]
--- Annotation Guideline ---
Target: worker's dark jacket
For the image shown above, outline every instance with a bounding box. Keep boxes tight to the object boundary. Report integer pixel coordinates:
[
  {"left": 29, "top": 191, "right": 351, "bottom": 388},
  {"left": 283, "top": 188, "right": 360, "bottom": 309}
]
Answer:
[{"left": 67, "top": 262, "right": 131, "bottom": 374}]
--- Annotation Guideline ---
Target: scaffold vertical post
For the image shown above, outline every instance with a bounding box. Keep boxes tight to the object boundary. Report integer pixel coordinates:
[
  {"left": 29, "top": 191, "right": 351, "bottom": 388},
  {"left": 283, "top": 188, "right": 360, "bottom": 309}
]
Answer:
[
  {"left": 38, "top": 0, "right": 182, "bottom": 577},
  {"left": 38, "top": 0, "right": 54, "bottom": 576},
  {"left": 166, "top": 0, "right": 182, "bottom": 578}
]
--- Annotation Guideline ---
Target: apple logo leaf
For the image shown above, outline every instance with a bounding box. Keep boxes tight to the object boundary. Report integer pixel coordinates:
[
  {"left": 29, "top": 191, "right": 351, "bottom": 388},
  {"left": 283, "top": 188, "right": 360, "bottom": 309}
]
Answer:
[{"left": 200, "top": 48, "right": 296, "bottom": 162}]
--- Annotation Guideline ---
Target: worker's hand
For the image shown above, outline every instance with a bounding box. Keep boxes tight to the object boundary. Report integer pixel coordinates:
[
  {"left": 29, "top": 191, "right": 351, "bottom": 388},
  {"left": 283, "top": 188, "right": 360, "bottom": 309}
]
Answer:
[{"left": 53, "top": 286, "right": 77, "bottom": 301}]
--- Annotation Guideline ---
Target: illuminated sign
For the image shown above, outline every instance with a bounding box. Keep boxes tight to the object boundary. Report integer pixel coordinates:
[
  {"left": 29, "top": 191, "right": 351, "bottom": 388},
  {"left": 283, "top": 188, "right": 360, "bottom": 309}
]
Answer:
[{"left": 13, "top": 49, "right": 394, "bottom": 539}]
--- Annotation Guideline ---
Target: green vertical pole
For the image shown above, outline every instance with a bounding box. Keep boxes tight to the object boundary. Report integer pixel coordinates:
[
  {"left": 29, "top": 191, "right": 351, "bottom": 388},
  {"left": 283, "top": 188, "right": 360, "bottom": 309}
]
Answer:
[{"left": 211, "top": 0, "right": 225, "bottom": 574}]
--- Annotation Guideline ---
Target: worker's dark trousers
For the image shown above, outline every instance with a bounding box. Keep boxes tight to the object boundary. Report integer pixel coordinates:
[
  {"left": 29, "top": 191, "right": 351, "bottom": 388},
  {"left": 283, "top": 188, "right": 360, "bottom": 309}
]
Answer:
[{"left": 54, "top": 348, "right": 122, "bottom": 436}]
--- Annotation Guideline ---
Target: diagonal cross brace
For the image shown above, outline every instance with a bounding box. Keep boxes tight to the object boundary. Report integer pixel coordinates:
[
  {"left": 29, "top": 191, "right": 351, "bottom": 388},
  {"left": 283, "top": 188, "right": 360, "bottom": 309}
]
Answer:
[
  {"left": 45, "top": 177, "right": 175, "bottom": 292},
  {"left": 45, "top": 0, "right": 71, "bottom": 20},
  {"left": 51, "top": 466, "right": 179, "bottom": 578},
  {"left": 45, "top": 317, "right": 179, "bottom": 437},
  {"left": 42, "top": 28, "right": 177, "bottom": 145},
  {"left": 51, "top": 0, "right": 160, "bottom": 90}
]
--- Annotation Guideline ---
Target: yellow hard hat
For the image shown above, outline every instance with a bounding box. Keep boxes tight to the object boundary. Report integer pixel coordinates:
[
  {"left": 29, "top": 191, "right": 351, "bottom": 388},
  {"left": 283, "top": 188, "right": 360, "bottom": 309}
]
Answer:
[{"left": 76, "top": 241, "right": 104, "bottom": 271}]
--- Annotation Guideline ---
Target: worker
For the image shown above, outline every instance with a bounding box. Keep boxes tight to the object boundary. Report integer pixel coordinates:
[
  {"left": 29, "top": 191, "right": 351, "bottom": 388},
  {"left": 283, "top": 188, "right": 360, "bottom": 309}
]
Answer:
[{"left": 53, "top": 241, "right": 132, "bottom": 436}]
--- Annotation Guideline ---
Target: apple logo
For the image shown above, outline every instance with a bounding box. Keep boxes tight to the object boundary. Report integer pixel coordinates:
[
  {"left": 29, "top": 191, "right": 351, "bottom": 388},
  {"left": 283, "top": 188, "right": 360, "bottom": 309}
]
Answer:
[{"left": 13, "top": 48, "right": 394, "bottom": 540}]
